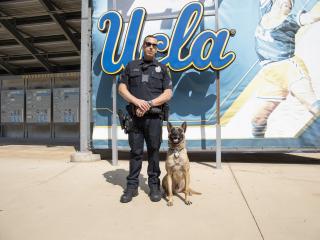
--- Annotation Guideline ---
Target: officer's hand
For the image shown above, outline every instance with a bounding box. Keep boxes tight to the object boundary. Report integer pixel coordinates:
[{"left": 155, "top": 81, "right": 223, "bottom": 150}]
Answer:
[
  {"left": 136, "top": 108, "right": 145, "bottom": 117},
  {"left": 134, "top": 99, "right": 150, "bottom": 112}
]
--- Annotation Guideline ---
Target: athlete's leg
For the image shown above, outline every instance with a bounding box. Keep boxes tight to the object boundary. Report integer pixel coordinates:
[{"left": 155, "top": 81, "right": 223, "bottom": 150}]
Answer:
[
  {"left": 252, "top": 99, "right": 281, "bottom": 137},
  {"left": 288, "top": 57, "right": 320, "bottom": 116},
  {"left": 251, "top": 61, "right": 289, "bottom": 137}
]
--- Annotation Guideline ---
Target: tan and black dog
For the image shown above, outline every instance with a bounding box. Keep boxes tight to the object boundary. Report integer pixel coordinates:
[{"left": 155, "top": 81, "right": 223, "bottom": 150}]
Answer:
[{"left": 162, "top": 121, "right": 201, "bottom": 206}]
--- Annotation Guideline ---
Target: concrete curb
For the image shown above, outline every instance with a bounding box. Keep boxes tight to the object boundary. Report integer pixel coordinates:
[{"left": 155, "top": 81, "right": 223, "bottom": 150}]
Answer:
[{"left": 70, "top": 151, "right": 101, "bottom": 162}]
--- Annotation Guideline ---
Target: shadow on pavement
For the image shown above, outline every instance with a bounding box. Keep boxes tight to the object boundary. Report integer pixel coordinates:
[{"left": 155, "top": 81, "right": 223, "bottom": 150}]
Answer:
[
  {"left": 97, "top": 150, "right": 320, "bottom": 165},
  {"left": 102, "top": 169, "right": 149, "bottom": 194}
]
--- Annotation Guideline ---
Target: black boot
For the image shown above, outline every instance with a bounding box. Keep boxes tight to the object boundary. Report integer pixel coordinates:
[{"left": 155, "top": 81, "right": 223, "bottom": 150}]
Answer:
[
  {"left": 120, "top": 188, "right": 138, "bottom": 203},
  {"left": 149, "top": 185, "right": 162, "bottom": 202}
]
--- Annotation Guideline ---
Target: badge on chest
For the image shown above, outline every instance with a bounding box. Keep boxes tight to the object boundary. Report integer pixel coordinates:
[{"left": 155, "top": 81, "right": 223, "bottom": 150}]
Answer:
[
  {"left": 142, "top": 74, "right": 149, "bottom": 83},
  {"left": 155, "top": 66, "right": 161, "bottom": 73}
]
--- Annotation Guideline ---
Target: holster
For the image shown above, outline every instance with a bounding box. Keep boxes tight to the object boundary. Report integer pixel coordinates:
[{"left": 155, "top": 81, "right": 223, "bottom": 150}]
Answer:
[{"left": 118, "top": 108, "right": 134, "bottom": 134}]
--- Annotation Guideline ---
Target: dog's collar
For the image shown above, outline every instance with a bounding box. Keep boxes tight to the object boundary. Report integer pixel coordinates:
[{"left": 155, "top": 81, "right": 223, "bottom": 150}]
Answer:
[
  {"left": 169, "top": 144, "right": 184, "bottom": 152},
  {"left": 169, "top": 144, "right": 184, "bottom": 159}
]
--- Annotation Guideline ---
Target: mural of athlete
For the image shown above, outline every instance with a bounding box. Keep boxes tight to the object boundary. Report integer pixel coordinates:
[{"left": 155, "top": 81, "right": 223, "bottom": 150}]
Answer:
[{"left": 252, "top": 0, "right": 320, "bottom": 137}]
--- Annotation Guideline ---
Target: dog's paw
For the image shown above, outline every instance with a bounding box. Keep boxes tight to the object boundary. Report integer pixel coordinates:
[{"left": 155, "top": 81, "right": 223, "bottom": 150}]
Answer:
[
  {"left": 167, "top": 201, "right": 173, "bottom": 207},
  {"left": 185, "top": 200, "right": 192, "bottom": 205}
]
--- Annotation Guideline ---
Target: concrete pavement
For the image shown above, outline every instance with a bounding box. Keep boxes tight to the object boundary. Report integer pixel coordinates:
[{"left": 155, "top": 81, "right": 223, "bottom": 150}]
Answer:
[{"left": 0, "top": 145, "right": 320, "bottom": 240}]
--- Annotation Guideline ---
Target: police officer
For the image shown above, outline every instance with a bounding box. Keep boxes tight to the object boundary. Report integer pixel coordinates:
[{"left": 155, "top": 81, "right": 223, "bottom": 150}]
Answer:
[{"left": 118, "top": 35, "right": 173, "bottom": 203}]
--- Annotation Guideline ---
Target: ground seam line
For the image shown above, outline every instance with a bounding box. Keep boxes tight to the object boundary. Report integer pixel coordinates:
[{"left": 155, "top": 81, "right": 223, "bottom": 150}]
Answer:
[
  {"left": 37, "top": 164, "right": 77, "bottom": 185},
  {"left": 227, "top": 162, "right": 265, "bottom": 240}
]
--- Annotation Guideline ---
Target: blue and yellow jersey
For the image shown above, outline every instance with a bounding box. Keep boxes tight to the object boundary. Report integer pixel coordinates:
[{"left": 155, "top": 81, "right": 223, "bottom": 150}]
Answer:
[
  {"left": 255, "top": 0, "right": 301, "bottom": 65},
  {"left": 259, "top": 0, "right": 273, "bottom": 15}
]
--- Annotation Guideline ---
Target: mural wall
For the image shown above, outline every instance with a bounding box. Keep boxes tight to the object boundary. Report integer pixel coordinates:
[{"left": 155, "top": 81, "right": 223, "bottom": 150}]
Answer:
[{"left": 92, "top": 0, "right": 320, "bottom": 151}]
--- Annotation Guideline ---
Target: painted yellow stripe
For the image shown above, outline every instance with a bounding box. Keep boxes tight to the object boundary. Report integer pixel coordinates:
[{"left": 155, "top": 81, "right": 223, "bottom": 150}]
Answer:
[{"left": 221, "top": 74, "right": 262, "bottom": 125}]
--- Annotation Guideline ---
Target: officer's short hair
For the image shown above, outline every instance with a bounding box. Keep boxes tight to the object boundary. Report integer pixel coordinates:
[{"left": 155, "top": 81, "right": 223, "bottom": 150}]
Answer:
[{"left": 143, "top": 35, "right": 157, "bottom": 44}]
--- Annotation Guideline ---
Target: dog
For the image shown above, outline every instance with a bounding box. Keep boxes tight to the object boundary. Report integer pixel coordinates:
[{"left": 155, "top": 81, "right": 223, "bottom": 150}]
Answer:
[{"left": 162, "top": 121, "right": 201, "bottom": 206}]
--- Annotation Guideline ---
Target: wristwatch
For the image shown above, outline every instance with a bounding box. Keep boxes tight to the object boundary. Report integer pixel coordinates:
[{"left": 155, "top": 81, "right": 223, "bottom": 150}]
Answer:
[{"left": 147, "top": 100, "right": 154, "bottom": 107}]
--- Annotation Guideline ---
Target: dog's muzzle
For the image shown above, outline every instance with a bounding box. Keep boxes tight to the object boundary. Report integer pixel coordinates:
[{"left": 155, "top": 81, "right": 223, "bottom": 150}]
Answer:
[
  {"left": 169, "top": 128, "right": 184, "bottom": 145},
  {"left": 172, "top": 137, "right": 180, "bottom": 144}
]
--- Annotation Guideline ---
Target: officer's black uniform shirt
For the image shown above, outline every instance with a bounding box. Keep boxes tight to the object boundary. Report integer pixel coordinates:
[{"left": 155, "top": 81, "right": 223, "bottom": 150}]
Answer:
[{"left": 119, "top": 58, "right": 172, "bottom": 101}]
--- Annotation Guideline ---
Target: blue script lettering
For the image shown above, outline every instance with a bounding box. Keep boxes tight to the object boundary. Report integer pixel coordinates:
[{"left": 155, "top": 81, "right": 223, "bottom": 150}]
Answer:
[
  {"left": 98, "top": 2, "right": 236, "bottom": 75},
  {"left": 98, "top": 8, "right": 146, "bottom": 74}
]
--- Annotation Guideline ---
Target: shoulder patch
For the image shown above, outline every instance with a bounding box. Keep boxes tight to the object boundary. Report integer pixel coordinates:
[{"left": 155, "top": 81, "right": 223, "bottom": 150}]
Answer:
[{"left": 155, "top": 66, "right": 161, "bottom": 73}]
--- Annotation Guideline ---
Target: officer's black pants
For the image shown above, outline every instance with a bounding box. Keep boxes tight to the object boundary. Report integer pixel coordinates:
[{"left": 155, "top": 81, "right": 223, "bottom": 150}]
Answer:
[{"left": 127, "top": 116, "right": 162, "bottom": 190}]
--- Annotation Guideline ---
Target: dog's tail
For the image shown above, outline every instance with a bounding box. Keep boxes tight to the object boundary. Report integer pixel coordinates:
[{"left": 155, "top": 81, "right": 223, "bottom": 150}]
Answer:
[{"left": 188, "top": 188, "right": 202, "bottom": 195}]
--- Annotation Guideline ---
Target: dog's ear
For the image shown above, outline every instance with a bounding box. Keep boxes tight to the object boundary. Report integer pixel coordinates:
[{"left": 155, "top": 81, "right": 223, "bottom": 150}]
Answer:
[
  {"left": 167, "top": 122, "right": 172, "bottom": 132},
  {"left": 181, "top": 121, "right": 187, "bottom": 132}
]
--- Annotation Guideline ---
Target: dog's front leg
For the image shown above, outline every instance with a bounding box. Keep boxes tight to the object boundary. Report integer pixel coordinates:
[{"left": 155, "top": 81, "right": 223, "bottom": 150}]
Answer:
[
  {"left": 184, "top": 170, "right": 192, "bottom": 205},
  {"left": 167, "top": 173, "right": 174, "bottom": 206}
]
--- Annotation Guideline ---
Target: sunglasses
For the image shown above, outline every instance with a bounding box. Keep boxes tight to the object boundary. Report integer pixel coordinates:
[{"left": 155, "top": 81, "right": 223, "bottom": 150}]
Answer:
[{"left": 145, "top": 41, "right": 158, "bottom": 48}]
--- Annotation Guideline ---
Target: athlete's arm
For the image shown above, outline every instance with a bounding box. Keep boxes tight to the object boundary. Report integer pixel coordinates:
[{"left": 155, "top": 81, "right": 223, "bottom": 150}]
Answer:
[{"left": 299, "top": 2, "right": 320, "bottom": 25}]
